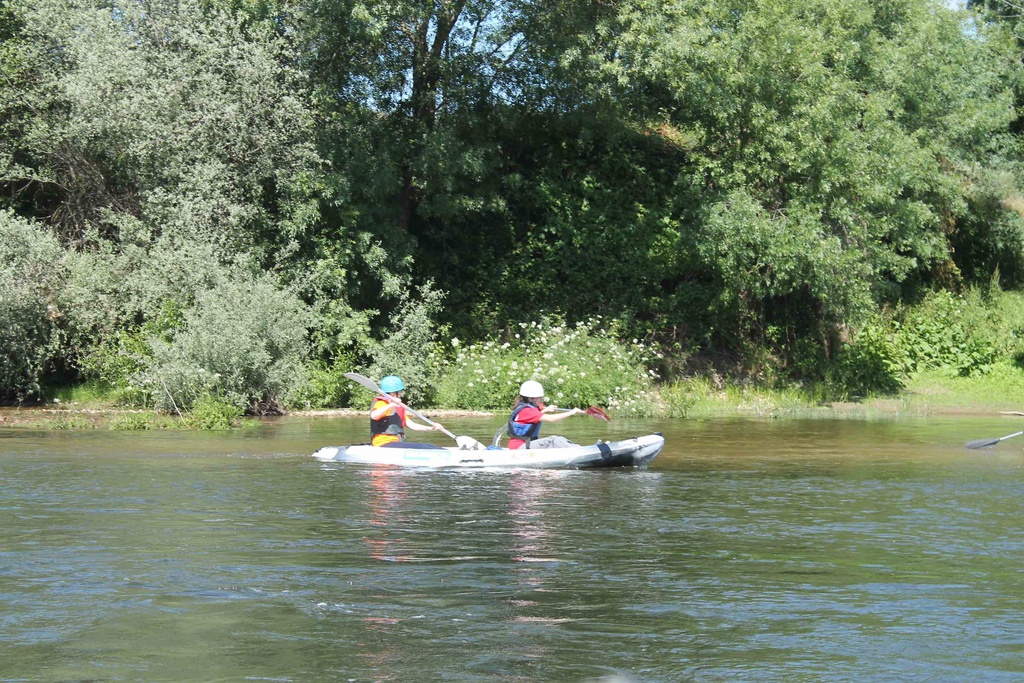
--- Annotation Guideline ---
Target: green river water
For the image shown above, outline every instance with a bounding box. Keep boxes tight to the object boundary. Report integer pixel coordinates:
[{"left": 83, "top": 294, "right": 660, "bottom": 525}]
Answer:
[{"left": 1, "top": 415, "right": 1022, "bottom": 682}]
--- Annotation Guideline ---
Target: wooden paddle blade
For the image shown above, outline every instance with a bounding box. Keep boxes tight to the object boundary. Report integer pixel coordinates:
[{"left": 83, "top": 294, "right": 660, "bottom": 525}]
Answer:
[{"left": 586, "top": 406, "right": 611, "bottom": 421}]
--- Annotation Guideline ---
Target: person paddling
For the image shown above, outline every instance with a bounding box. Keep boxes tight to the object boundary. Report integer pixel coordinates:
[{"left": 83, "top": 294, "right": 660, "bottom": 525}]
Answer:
[
  {"left": 370, "top": 375, "right": 445, "bottom": 448},
  {"left": 507, "top": 380, "right": 584, "bottom": 449}
]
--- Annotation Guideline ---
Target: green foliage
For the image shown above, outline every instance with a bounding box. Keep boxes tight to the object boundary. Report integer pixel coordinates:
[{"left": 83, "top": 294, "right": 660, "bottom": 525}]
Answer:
[
  {"left": 10, "top": 0, "right": 323, "bottom": 252},
  {"left": 50, "top": 414, "right": 93, "bottom": 430},
  {"left": 892, "top": 291, "right": 1001, "bottom": 377},
  {"left": 608, "top": 0, "right": 1020, "bottom": 346},
  {"left": 432, "top": 317, "right": 657, "bottom": 413},
  {"left": 644, "top": 375, "right": 826, "bottom": 419},
  {"left": 364, "top": 284, "right": 445, "bottom": 405},
  {"left": 3, "top": 0, "right": 1024, "bottom": 406},
  {"left": 109, "top": 412, "right": 153, "bottom": 431},
  {"left": 61, "top": 240, "right": 248, "bottom": 403},
  {"left": 828, "top": 289, "right": 1007, "bottom": 398},
  {"left": 829, "top": 322, "right": 905, "bottom": 398},
  {"left": 184, "top": 394, "right": 245, "bottom": 430},
  {"left": 0, "top": 211, "right": 65, "bottom": 400},
  {"left": 74, "top": 329, "right": 152, "bottom": 405},
  {"left": 135, "top": 274, "right": 310, "bottom": 414},
  {"left": 903, "top": 360, "right": 1024, "bottom": 412},
  {"left": 648, "top": 379, "right": 707, "bottom": 419},
  {"left": 692, "top": 191, "right": 876, "bottom": 342},
  {"left": 295, "top": 357, "right": 357, "bottom": 409}
]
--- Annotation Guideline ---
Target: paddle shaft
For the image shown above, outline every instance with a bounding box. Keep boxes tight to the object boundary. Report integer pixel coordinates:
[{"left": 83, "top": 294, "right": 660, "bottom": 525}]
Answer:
[
  {"left": 965, "top": 430, "right": 1024, "bottom": 450},
  {"left": 343, "top": 372, "right": 459, "bottom": 441}
]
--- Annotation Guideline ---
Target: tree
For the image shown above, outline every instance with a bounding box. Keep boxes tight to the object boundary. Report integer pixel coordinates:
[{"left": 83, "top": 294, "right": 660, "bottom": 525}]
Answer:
[
  {"left": 602, "top": 0, "right": 1022, "bottom": 363},
  {"left": 1, "top": 0, "right": 336, "bottom": 400},
  {"left": 5, "top": 0, "right": 322, "bottom": 257}
]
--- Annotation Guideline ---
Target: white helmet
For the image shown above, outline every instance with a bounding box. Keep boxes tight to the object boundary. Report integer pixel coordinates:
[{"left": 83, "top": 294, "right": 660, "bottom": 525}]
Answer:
[{"left": 519, "top": 380, "right": 544, "bottom": 398}]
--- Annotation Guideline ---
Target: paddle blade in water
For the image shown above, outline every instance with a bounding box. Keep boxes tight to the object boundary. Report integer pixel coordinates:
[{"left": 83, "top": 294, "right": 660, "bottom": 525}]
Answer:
[
  {"left": 964, "top": 430, "right": 1024, "bottom": 450},
  {"left": 586, "top": 406, "right": 611, "bottom": 421}
]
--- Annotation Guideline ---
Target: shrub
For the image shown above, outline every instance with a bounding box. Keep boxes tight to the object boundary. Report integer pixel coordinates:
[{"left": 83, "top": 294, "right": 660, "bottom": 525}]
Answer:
[
  {"left": 892, "top": 291, "right": 1000, "bottom": 377},
  {"left": 828, "top": 321, "right": 904, "bottom": 398},
  {"left": 109, "top": 412, "right": 153, "bottom": 431},
  {"left": 294, "top": 356, "right": 357, "bottom": 409},
  {"left": 59, "top": 244, "right": 137, "bottom": 375},
  {"left": 432, "top": 317, "right": 658, "bottom": 414},
  {"left": 135, "top": 273, "right": 310, "bottom": 414},
  {"left": 185, "top": 394, "right": 244, "bottom": 430},
  {"left": 75, "top": 328, "right": 154, "bottom": 406},
  {"left": 0, "top": 211, "right": 65, "bottom": 401},
  {"left": 365, "top": 284, "right": 444, "bottom": 405},
  {"left": 826, "top": 289, "right": 1004, "bottom": 398},
  {"left": 50, "top": 415, "right": 94, "bottom": 430}
]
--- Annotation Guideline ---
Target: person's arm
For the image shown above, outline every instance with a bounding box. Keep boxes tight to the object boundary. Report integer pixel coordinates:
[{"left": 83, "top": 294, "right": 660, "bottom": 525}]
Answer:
[
  {"left": 370, "top": 398, "right": 397, "bottom": 420},
  {"left": 538, "top": 406, "right": 583, "bottom": 423},
  {"left": 405, "top": 418, "right": 444, "bottom": 432}
]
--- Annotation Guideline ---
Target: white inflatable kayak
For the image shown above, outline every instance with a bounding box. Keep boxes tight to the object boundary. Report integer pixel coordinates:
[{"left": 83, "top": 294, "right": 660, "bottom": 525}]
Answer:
[{"left": 311, "top": 434, "right": 664, "bottom": 469}]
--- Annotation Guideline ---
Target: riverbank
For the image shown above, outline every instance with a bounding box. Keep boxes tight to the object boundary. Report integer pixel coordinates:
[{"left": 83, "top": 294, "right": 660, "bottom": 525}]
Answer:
[
  {"left": 0, "top": 406, "right": 497, "bottom": 430},
  {"left": 3, "top": 365, "right": 1024, "bottom": 430}
]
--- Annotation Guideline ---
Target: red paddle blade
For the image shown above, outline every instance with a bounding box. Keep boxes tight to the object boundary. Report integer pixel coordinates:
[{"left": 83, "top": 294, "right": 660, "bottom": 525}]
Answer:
[{"left": 586, "top": 406, "right": 611, "bottom": 421}]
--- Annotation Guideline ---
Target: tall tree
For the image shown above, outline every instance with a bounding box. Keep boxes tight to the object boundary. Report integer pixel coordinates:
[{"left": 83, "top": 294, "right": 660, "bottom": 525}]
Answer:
[
  {"left": 600, "top": 0, "right": 1022, "bottom": 352},
  {"left": 4, "top": 0, "right": 322, "bottom": 257}
]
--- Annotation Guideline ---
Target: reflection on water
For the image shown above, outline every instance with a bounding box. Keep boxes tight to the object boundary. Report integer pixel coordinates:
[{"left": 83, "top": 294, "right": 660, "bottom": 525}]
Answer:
[
  {"left": 1, "top": 415, "right": 1023, "bottom": 681},
  {"left": 508, "top": 470, "right": 564, "bottom": 566}
]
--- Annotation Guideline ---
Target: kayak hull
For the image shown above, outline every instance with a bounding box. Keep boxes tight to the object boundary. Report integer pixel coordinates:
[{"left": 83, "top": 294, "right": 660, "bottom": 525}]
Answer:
[{"left": 311, "top": 434, "right": 664, "bottom": 469}]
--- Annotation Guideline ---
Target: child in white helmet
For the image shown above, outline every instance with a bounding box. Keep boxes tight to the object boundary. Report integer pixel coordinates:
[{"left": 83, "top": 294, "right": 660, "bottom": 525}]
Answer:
[{"left": 506, "top": 380, "right": 584, "bottom": 449}]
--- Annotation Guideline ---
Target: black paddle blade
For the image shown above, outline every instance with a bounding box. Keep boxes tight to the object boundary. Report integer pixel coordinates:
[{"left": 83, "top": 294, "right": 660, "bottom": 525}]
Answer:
[{"left": 964, "top": 430, "right": 1024, "bottom": 450}]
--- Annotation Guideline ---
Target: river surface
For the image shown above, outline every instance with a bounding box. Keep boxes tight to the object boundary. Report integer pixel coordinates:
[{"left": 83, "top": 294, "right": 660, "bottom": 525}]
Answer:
[{"left": 1, "top": 415, "right": 1023, "bottom": 682}]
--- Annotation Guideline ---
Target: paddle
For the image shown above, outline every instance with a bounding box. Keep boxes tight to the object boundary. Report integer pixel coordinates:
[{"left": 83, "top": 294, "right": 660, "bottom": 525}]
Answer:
[
  {"left": 965, "top": 430, "right": 1024, "bottom": 450},
  {"left": 343, "top": 372, "right": 484, "bottom": 450},
  {"left": 553, "top": 406, "right": 611, "bottom": 421}
]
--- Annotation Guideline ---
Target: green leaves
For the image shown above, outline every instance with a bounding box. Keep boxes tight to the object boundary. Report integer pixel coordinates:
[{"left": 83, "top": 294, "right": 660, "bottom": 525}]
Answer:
[
  {"left": 0, "top": 211, "right": 66, "bottom": 400},
  {"left": 2, "top": 0, "right": 1024, "bottom": 403},
  {"left": 12, "top": 0, "right": 322, "bottom": 254},
  {"left": 135, "top": 273, "right": 311, "bottom": 414}
]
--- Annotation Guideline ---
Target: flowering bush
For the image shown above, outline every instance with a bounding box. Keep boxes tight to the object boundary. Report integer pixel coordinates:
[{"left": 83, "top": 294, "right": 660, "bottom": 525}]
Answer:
[{"left": 431, "top": 317, "right": 658, "bottom": 414}]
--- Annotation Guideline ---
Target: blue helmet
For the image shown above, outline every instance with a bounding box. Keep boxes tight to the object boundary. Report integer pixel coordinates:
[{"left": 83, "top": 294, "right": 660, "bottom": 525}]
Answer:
[{"left": 380, "top": 375, "right": 405, "bottom": 393}]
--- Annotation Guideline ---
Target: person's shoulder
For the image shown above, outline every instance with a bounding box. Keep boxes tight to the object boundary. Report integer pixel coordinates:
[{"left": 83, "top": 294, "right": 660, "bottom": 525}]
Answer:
[{"left": 518, "top": 405, "right": 542, "bottom": 420}]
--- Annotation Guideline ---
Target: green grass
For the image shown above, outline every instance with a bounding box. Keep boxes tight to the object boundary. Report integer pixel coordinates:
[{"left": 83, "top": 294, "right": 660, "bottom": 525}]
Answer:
[
  {"left": 644, "top": 361, "right": 1024, "bottom": 420},
  {"left": 641, "top": 376, "right": 827, "bottom": 419},
  {"left": 898, "top": 362, "right": 1024, "bottom": 413},
  {"left": 49, "top": 380, "right": 120, "bottom": 408}
]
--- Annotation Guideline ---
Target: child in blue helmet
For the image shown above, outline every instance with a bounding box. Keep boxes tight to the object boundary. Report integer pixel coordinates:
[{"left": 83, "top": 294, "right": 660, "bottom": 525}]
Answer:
[{"left": 370, "top": 375, "right": 446, "bottom": 447}]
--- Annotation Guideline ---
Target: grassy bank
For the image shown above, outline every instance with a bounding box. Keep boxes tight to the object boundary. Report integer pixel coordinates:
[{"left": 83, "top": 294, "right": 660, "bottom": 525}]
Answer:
[
  {"left": 0, "top": 382, "right": 260, "bottom": 430},
  {"left": 4, "top": 363, "right": 1023, "bottom": 431},
  {"left": 646, "top": 362, "right": 1024, "bottom": 420}
]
